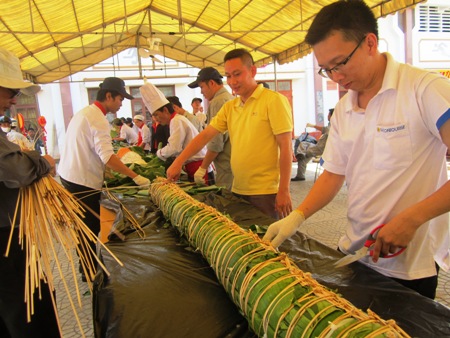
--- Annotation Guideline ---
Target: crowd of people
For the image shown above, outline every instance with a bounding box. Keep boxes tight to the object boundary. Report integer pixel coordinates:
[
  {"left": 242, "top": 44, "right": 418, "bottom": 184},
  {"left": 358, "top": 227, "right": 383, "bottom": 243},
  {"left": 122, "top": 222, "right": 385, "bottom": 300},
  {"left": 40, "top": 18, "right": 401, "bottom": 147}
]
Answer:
[{"left": 1, "top": 0, "right": 450, "bottom": 336}]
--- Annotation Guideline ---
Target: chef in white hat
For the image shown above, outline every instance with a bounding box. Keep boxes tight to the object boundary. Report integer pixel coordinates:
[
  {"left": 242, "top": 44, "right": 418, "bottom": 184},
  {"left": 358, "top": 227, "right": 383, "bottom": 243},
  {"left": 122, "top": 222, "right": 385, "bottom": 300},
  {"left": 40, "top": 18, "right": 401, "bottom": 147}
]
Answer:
[
  {"left": 140, "top": 82, "right": 214, "bottom": 183},
  {"left": 133, "top": 114, "right": 151, "bottom": 152}
]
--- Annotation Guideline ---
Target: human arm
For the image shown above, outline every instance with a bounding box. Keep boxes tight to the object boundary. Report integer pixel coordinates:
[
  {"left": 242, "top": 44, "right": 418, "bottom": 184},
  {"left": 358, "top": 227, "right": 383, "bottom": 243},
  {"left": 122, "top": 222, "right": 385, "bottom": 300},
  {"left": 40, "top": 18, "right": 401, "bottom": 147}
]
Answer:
[
  {"left": 166, "top": 125, "right": 219, "bottom": 181},
  {"left": 194, "top": 150, "right": 218, "bottom": 184},
  {"left": 0, "top": 137, "right": 53, "bottom": 188},
  {"left": 275, "top": 131, "right": 293, "bottom": 218},
  {"left": 106, "top": 154, "right": 149, "bottom": 186},
  {"left": 263, "top": 170, "right": 345, "bottom": 248},
  {"left": 371, "top": 119, "right": 450, "bottom": 262},
  {"left": 306, "top": 122, "right": 326, "bottom": 133}
]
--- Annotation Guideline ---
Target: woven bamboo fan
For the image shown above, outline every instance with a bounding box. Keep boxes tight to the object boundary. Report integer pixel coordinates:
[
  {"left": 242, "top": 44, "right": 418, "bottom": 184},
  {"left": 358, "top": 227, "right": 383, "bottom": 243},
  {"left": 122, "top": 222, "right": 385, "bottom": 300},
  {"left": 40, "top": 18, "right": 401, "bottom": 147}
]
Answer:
[{"left": 149, "top": 178, "right": 410, "bottom": 338}]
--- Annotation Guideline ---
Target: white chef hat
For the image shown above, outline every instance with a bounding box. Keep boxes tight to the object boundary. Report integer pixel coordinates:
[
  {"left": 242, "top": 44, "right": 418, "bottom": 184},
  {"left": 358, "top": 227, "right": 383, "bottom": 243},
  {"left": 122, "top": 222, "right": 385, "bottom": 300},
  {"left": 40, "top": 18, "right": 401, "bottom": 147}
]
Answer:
[{"left": 139, "top": 82, "right": 169, "bottom": 114}]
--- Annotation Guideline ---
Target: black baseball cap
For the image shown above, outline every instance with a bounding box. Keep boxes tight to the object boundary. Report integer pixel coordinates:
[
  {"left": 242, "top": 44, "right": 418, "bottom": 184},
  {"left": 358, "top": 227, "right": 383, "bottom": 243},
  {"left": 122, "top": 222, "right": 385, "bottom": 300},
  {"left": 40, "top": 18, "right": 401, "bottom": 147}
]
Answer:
[
  {"left": 188, "top": 67, "right": 223, "bottom": 88},
  {"left": 99, "top": 77, "right": 134, "bottom": 100}
]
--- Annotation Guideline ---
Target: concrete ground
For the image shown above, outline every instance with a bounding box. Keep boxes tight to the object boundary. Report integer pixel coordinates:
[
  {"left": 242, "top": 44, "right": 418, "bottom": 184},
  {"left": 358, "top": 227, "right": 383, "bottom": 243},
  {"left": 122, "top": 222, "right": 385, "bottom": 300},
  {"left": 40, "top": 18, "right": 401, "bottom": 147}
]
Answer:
[{"left": 53, "top": 161, "right": 450, "bottom": 337}]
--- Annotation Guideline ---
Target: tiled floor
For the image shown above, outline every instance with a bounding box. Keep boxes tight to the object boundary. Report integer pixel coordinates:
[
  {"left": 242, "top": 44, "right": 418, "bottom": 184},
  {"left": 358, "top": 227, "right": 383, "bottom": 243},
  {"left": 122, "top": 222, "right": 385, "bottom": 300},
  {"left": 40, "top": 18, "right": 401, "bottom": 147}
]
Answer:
[{"left": 54, "top": 161, "right": 450, "bottom": 337}]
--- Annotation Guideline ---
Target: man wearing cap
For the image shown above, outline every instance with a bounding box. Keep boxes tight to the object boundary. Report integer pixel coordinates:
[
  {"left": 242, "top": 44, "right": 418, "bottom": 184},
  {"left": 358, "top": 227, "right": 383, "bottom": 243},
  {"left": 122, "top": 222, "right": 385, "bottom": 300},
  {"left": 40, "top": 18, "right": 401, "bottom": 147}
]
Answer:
[
  {"left": 188, "top": 67, "right": 234, "bottom": 189},
  {"left": 58, "top": 77, "right": 150, "bottom": 281},
  {"left": 166, "top": 96, "right": 203, "bottom": 133},
  {"left": 140, "top": 83, "right": 213, "bottom": 183},
  {"left": 168, "top": 49, "right": 293, "bottom": 220},
  {"left": 0, "top": 47, "right": 59, "bottom": 337},
  {"left": 191, "top": 97, "right": 206, "bottom": 128},
  {"left": 133, "top": 114, "right": 151, "bottom": 152}
]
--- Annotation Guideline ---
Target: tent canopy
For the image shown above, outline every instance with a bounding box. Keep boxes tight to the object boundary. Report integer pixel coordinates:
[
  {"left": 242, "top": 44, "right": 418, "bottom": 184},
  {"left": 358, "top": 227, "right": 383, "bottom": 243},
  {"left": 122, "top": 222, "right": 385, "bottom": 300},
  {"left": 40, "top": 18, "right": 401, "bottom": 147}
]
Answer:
[{"left": 0, "top": 0, "right": 424, "bottom": 84}]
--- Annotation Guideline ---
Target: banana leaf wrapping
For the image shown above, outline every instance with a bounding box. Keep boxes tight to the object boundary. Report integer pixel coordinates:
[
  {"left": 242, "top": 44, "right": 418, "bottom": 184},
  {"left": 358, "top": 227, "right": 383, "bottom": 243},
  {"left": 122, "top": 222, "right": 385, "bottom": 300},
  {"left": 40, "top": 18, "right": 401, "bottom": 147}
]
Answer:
[{"left": 149, "top": 179, "right": 410, "bottom": 338}]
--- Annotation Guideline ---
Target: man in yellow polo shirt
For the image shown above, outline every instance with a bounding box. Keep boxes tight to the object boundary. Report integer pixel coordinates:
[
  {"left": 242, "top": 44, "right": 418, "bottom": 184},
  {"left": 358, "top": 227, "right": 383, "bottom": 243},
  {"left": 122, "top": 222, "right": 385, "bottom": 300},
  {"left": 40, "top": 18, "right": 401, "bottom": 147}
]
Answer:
[{"left": 167, "top": 48, "right": 293, "bottom": 219}]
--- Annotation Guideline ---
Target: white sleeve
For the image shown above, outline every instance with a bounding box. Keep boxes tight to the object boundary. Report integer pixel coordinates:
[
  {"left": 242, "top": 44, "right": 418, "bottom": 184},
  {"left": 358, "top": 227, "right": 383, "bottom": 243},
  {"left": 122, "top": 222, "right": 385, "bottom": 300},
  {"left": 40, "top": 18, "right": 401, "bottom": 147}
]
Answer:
[{"left": 159, "top": 118, "right": 186, "bottom": 159}]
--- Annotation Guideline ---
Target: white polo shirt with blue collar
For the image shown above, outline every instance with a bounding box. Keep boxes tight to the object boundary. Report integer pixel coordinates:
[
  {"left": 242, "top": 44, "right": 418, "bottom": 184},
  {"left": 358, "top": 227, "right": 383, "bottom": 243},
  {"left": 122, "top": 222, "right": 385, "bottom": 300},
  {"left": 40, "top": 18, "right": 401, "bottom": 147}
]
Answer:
[{"left": 322, "top": 53, "right": 450, "bottom": 280}]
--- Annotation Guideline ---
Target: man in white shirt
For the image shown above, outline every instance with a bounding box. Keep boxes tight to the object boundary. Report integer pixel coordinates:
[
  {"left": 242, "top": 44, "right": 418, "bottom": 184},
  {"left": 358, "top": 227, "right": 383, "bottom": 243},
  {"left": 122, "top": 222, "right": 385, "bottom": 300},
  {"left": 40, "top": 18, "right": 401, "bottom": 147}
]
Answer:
[
  {"left": 166, "top": 95, "right": 203, "bottom": 133},
  {"left": 264, "top": 0, "right": 450, "bottom": 300},
  {"left": 7, "top": 119, "right": 33, "bottom": 150},
  {"left": 140, "top": 82, "right": 213, "bottom": 183},
  {"left": 191, "top": 97, "right": 206, "bottom": 129},
  {"left": 112, "top": 117, "right": 138, "bottom": 145},
  {"left": 133, "top": 114, "right": 151, "bottom": 152},
  {"left": 58, "top": 77, "right": 149, "bottom": 281}
]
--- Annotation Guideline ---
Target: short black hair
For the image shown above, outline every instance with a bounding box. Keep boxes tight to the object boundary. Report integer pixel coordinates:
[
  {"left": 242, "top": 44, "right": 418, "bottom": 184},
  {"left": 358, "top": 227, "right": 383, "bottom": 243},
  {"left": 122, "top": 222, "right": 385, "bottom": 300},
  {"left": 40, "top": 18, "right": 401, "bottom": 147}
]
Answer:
[
  {"left": 305, "top": 0, "right": 378, "bottom": 46},
  {"left": 224, "top": 48, "right": 254, "bottom": 67},
  {"left": 166, "top": 96, "right": 182, "bottom": 108},
  {"left": 191, "top": 97, "right": 202, "bottom": 104}
]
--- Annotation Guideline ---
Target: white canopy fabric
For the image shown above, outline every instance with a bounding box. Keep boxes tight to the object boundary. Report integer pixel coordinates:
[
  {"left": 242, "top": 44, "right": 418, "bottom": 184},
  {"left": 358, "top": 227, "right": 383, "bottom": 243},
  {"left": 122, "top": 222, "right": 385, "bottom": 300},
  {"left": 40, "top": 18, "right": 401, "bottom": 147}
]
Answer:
[{"left": 0, "top": 0, "right": 425, "bottom": 84}]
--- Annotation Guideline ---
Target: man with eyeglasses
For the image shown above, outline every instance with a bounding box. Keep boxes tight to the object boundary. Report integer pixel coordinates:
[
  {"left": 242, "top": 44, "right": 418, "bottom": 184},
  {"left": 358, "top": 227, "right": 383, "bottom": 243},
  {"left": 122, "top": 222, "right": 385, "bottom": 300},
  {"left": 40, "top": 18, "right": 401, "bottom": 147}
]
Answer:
[{"left": 264, "top": 0, "right": 450, "bottom": 300}]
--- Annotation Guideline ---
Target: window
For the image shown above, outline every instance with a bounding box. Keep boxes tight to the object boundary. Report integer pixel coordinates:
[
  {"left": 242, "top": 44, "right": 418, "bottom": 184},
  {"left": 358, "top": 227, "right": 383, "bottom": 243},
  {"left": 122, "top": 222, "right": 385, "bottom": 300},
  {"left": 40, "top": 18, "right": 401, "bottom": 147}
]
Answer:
[
  {"left": 130, "top": 85, "right": 174, "bottom": 121},
  {"left": 419, "top": 5, "right": 450, "bottom": 33},
  {"left": 9, "top": 94, "right": 40, "bottom": 130},
  {"left": 88, "top": 88, "right": 97, "bottom": 104}
]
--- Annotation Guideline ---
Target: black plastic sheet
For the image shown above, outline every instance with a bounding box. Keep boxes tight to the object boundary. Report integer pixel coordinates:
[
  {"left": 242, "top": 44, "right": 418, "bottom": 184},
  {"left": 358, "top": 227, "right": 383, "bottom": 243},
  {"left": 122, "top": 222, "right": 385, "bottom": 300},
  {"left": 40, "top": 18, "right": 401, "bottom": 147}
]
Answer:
[{"left": 93, "top": 191, "right": 450, "bottom": 338}]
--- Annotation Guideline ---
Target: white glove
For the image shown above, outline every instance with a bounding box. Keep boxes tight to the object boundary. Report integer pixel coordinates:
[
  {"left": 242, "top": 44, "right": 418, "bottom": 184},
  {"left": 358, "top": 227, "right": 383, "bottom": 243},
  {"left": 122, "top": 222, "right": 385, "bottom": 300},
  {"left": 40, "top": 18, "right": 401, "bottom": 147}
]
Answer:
[
  {"left": 306, "top": 123, "right": 314, "bottom": 128},
  {"left": 263, "top": 210, "right": 305, "bottom": 248},
  {"left": 133, "top": 175, "right": 150, "bottom": 187},
  {"left": 194, "top": 167, "right": 207, "bottom": 185}
]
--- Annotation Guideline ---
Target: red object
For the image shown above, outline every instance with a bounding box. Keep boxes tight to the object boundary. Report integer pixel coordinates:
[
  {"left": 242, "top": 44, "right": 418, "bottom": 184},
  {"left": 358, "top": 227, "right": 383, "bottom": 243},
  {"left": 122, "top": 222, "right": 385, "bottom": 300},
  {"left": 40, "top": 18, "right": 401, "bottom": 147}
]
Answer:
[
  {"left": 38, "top": 116, "right": 47, "bottom": 128},
  {"left": 38, "top": 116, "right": 47, "bottom": 135},
  {"left": 16, "top": 113, "right": 25, "bottom": 132}
]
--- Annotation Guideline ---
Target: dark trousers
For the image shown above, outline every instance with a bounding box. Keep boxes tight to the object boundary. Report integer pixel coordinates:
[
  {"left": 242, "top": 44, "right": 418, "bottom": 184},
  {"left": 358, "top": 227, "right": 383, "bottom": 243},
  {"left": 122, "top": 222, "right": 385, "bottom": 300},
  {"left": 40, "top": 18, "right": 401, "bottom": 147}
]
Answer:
[
  {"left": 0, "top": 228, "right": 59, "bottom": 338},
  {"left": 390, "top": 264, "right": 440, "bottom": 300},
  {"left": 234, "top": 193, "right": 278, "bottom": 220},
  {"left": 337, "top": 247, "right": 439, "bottom": 299},
  {"left": 60, "top": 177, "right": 101, "bottom": 276}
]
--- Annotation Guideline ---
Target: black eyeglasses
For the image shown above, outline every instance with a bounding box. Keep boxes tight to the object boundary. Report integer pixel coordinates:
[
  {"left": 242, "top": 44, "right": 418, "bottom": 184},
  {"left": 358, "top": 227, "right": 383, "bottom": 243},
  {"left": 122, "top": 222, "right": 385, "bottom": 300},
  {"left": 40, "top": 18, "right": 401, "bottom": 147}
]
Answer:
[
  {"left": 7, "top": 88, "right": 22, "bottom": 99},
  {"left": 318, "top": 36, "right": 367, "bottom": 79}
]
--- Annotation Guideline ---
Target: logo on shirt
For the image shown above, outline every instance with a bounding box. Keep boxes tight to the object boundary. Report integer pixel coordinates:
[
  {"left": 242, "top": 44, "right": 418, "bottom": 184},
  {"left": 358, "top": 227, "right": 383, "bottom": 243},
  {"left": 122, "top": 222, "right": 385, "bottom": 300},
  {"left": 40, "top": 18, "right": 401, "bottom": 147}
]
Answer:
[{"left": 377, "top": 124, "right": 406, "bottom": 133}]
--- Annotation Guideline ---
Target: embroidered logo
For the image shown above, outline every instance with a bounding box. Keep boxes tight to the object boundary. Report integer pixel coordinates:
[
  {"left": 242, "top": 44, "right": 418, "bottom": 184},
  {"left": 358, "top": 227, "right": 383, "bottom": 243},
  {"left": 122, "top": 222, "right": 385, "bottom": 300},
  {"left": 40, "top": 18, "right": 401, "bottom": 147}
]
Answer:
[{"left": 377, "top": 125, "right": 406, "bottom": 133}]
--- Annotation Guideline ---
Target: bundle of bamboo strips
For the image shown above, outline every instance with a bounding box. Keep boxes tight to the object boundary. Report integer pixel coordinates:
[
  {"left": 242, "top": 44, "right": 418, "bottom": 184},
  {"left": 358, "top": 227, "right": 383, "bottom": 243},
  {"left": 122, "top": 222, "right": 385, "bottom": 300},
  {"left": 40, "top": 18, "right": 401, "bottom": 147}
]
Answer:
[
  {"left": 149, "top": 178, "right": 410, "bottom": 338},
  {"left": 7, "top": 176, "right": 123, "bottom": 338}
]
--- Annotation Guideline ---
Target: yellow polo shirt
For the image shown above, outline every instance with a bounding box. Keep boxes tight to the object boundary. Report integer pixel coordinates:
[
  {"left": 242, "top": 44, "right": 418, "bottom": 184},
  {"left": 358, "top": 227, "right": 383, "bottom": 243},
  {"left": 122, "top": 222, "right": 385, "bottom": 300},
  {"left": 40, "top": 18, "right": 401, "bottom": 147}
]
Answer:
[{"left": 210, "top": 85, "right": 292, "bottom": 195}]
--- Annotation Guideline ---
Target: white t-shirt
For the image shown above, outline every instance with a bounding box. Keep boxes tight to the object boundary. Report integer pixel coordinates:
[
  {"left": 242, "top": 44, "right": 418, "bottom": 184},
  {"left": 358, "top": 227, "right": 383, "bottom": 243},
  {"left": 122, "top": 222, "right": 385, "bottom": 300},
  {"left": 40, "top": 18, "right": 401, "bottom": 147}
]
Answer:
[
  {"left": 58, "top": 104, "right": 114, "bottom": 189},
  {"left": 323, "top": 53, "right": 450, "bottom": 279}
]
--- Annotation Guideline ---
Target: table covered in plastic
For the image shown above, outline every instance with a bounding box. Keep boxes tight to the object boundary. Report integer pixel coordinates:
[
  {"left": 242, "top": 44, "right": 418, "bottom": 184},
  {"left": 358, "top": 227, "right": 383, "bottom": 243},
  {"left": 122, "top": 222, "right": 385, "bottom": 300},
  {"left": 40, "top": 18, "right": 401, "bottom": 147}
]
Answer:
[{"left": 93, "top": 190, "right": 450, "bottom": 338}]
